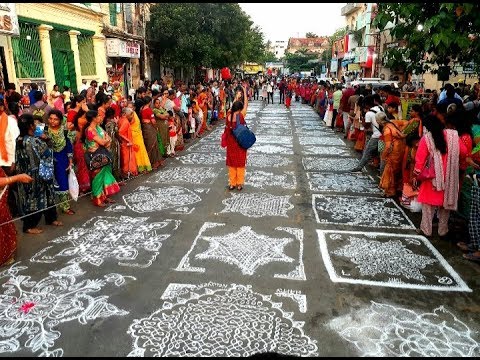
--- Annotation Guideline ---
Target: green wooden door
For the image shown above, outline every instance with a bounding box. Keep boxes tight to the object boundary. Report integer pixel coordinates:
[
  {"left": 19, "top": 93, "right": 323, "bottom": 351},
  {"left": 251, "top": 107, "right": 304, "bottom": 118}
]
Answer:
[{"left": 50, "top": 30, "right": 78, "bottom": 94}]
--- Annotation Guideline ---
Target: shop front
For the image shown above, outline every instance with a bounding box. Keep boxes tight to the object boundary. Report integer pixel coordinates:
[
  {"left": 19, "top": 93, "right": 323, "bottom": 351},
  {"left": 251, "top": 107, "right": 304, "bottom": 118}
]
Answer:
[
  {"left": 0, "top": 3, "right": 19, "bottom": 90},
  {"left": 106, "top": 37, "right": 140, "bottom": 98}
]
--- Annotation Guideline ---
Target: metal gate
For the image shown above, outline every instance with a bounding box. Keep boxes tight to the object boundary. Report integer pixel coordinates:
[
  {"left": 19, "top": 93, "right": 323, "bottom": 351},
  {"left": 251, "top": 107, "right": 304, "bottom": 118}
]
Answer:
[{"left": 50, "top": 29, "right": 77, "bottom": 94}]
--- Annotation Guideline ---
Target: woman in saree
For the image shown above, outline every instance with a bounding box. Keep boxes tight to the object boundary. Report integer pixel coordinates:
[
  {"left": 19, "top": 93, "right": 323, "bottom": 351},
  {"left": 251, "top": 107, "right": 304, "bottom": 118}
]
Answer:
[
  {"left": 46, "top": 109, "right": 75, "bottom": 215},
  {"left": 377, "top": 112, "right": 407, "bottom": 198},
  {"left": 140, "top": 96, "right": 163, "bottom": 170},
  {"left": 83, "top": 110, "right": 120, "bottom": 207},
  {"left": 153, "top": 96, "right": 169, "bottom": 156},
  {"left": 197, "top": 87, "right": 208, "bottom": 134},
  {"left": 104, "top": 107, "right": 122, "bottom": 180},
  {"left": 96, "top": 94, "right": 112, "bottom": 124},
  {"left": 72, "top": 100, "right": 91, "bottom": 194},
  {"left": 16, "top": 113, "right": 63, "bottom": 234},
  {"left": 118, "top": 107, "right": 138, "bottom": 179},
  {"left": 126, "top": 101, "right": 152, "bottom": 173},
  {"left": 0, "top": 170, "right": 33, "bottom": 266},
  {"left": 402, "top": 105, "right": 424, "bottom": 184}
]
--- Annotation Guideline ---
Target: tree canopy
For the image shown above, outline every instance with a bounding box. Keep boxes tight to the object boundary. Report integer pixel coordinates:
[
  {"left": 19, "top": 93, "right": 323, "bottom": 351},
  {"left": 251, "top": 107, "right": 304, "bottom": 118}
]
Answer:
[
  {"left": 374, "top": 3, "right": 480, "bottom": 74},
  {"left": 147, "top": 3, "right": 268, "bottom": 68},
  {"left": 285, "top": 50, "right": 318, "bottom": 73},
  {"left": 306, "top": 32, "right": 318, "bottom": 38}
]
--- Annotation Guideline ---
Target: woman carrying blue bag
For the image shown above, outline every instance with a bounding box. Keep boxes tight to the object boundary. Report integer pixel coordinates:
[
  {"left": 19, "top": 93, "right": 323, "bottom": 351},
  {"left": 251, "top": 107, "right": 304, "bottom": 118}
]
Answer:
[{"left": 224, "top": 85, "right": 249, "bottom": 191}]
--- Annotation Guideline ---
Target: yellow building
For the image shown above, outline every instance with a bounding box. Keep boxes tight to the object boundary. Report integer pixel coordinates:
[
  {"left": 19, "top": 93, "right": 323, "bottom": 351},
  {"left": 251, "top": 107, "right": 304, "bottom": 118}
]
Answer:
[{"left": 5, "top": 3, "right": 107, "bottom": 101}]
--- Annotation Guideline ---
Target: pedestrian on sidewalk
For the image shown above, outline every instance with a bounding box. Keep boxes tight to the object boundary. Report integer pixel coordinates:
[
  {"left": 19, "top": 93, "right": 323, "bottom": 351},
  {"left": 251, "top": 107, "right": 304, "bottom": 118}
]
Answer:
[
  {"left": 267, "top": 81, "right": 274, "bottom": 104},
  {"left": 117, "top": 107, "right": 138, "bottom": 179}
]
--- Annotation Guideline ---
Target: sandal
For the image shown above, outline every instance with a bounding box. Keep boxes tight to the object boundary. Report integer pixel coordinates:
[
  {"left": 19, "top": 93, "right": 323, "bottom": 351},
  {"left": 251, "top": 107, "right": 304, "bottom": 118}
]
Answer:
[
  {"left": 104, "top": 198, "right": 116, "bottom": 204},
  {"left": 237, "top": 185, "right": 243, "bottom": 191},
  {"left": 26, "top": 228, "right": 43, "bottom": 234},
  {"left": 228, "top": 185, "right": 235, "bottom": 190},
  {"left": 415, "top": 228, "right": 431, "bottom": 238},
  {"left": 63, "top": 209, "right": 75, "bottom": 215},
  {"left": 51, "top": 220, "right": 63, "bottom": 227},
  {"left": 1, "top": 257, "right": 15, "bottom": 267},
  {"left": 463, "top": 252, "right": 480, "bottom": 262}
]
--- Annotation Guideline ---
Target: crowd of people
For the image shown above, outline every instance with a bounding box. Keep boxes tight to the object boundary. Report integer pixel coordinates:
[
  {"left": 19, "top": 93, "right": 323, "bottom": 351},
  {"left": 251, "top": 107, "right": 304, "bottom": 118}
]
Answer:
[
  {"left": 290, "top": 76, "right": 480, "bottom": 263},
  {"left": 0, "top": 77, "right": 253, "bottom": 266},
  {"left": 2, "top": 72, "right": 480, "bottom": 267}
]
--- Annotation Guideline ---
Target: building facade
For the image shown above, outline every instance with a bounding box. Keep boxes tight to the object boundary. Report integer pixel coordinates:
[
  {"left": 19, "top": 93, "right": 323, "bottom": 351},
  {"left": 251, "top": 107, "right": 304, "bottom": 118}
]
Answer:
[
  {"left": 286, "top": 37, "right": 329, "bottom": 55},
  {"left": 7, "top": 3, "right": 107, "bottom": 103}
]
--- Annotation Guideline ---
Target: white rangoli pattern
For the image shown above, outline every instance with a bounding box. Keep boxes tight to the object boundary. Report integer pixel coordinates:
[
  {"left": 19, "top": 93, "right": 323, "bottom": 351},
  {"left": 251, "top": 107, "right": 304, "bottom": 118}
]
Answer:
[
  {"left": 247, "top": 154, "right": 293, "bottom": 168},
  {"left": 127, "top": 282, "right": 318, "bottom": 357},
  {"left": 176, "top": 223, "right": 306, "bottom": 280},
  {"left": 175, "top": 152, "right": 225, "bottom": 165},
  {"left": 187, "top": 142, "right": 225, "bottom": 153},
  {"left": 122, "top": 186, "right": 203, "bottom": 213},
  {"left": 146, "top": 166, "right": 220, "bottom": 185},
  {"left": 255, "top": 135, "right": 293, "bottom": 144},
  {"left": 332, "top": 237, "right": 437, "bottom": 282},
  {"left": 302, "top": 157, "right": 361, "bottom": 172},
  {"left": 246, "top": 170, "right": 297, "bottom": 190},
  {"left": 306, "top": 173, "right": 381, "bottom": 194},
  {"left": 250, "top": 144, "right": 294, "bottom": 155},
  {"left": 302, "top": 146, "right": 352, "bottom": 157},
  {"left": 298, "top": 136, "right": 346, "bottom": 146},
  {"left": 255, "top": 129, "right": 293, "bottom": 136},
  {"left": 317, "top": 230, "right": 471, "bottom": 292},
  {"left": 274, "top": 289, "right": 307, "bottom": 313},
  {"left": 312, "top": 194, "right": 415, "bottom": 229},
  {"left": 221, "top": 192, "right": 294, "bottom": 218},
  {"left": 0, "top": 264, "right": 131, "bottom": 357},
  {"left": 328, "top": 302, "right": 480, "bottom": 357},
  {"left": 30, "top": 216, "right": 180, "bottom": 267}
]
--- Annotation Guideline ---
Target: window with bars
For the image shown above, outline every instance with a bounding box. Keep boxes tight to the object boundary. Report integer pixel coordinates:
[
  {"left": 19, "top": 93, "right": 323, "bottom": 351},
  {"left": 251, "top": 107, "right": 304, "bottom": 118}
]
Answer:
[
  {"left": 78, "top": 35, "right": 96, "bottom": 76},
  {"left": 109, "top": 3, "right": 117, "bottom": 26},
  {"left": 11, "top": 22, "right": 44, "bottom": 79}
]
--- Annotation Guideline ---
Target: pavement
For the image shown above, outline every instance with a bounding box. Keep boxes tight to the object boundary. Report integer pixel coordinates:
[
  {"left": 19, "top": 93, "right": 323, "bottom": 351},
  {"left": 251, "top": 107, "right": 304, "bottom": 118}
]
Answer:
[{"left": 3, "top": 95, "right": 480, "bottom": 357}]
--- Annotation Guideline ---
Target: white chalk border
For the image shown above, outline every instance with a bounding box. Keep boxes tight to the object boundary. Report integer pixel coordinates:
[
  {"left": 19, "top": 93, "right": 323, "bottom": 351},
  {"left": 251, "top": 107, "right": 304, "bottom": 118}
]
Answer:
[{"left": 317, "top": 229, "right": 472, "bottom": 292}]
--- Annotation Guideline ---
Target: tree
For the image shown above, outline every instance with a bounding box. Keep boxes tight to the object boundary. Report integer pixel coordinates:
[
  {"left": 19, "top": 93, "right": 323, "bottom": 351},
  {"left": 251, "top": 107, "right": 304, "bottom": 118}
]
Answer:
[
  {"left": 147, "top": 3, "right": 267, "bottom": 68},
  {"left": 306, "top": 32, "right": 318, "bottom": 38},
  {"left": 373, "top": 3, "right": 480, "bottom": 75},
  {"left": 285, "top": 51, "right": 317, "bottom": 73}
]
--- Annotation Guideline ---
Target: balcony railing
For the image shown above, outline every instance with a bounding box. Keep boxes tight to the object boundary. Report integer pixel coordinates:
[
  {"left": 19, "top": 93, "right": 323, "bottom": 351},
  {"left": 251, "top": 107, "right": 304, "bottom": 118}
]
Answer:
[{"left": 341, "top": 3, "right": 363, "bottom": 16}]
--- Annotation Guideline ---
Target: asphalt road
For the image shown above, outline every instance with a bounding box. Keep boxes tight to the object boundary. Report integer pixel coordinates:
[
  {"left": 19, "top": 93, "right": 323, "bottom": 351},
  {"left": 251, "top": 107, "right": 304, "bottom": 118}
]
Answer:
[{"left": 2, "top": 95, "right": 480, "bottom": 357}]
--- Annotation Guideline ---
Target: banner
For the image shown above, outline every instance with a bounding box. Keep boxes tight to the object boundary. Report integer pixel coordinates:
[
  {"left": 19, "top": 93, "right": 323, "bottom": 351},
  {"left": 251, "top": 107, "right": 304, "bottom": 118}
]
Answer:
[
  {"left": 0, "top": 3, "right": 19, "bottom": 36},
  {"left": 401, "top": 98, "right": 422, "bottom": 120}
]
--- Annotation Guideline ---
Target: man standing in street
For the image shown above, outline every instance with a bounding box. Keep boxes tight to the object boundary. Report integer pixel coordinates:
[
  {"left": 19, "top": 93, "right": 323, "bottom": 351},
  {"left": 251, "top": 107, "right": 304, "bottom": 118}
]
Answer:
[
  {"left": 350, "top": 94, "right": 384, "bottom": 173},
  {"left": 267, "top": 80, "right": 274, "bottom": 104},
  {"left": 278, "top": 77, "right": 286, "bottom": 104},
  {"left": 339, "top": 82, "right": 355, "bottom": 137},
  {"left": 331, "top": 84, "right": 343, "bottom": 131}
]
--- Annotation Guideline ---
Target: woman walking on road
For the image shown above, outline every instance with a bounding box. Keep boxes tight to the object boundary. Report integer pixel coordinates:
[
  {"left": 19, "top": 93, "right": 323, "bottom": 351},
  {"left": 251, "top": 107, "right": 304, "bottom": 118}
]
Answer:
[{"left": 224, "top": 85, "right": 248, "bottom": 191}]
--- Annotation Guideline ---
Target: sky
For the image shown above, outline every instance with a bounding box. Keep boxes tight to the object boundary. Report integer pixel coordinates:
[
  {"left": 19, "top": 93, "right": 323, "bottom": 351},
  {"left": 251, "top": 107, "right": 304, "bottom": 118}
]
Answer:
[{"left": 239, "top": 3, "right": 347, "bottom": 43}]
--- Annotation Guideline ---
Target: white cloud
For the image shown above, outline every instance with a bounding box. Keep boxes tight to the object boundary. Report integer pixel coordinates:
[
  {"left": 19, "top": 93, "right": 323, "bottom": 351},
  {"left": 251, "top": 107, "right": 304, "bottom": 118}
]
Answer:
[{"left": 240, "top": 3, "right": 347, "bottom": 43}]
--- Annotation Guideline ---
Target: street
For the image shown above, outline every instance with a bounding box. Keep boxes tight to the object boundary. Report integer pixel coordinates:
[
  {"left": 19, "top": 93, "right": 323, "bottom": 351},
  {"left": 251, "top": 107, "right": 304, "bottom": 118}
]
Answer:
[{"left": 3, "top": 94, "right": 480, "bottom": 357}]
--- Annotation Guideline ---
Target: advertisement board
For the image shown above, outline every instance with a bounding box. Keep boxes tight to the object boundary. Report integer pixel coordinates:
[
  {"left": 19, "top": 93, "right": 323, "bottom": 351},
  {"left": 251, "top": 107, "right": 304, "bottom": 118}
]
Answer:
[{"left": 0, "top": 3, "right": 19, "bottom": 36}]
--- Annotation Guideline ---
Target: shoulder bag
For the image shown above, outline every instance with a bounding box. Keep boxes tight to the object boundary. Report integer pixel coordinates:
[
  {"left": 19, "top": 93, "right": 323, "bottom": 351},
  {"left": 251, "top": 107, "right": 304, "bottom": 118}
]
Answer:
[{"left": 232, "top": 113, "right": 256, "bottom": 149}]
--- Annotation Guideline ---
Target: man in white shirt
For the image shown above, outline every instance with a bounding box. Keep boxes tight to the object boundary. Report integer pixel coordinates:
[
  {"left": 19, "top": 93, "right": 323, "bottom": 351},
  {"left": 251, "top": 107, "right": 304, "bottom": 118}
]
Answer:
[
  {"left": 0, "top": 98, "right": 20, "bottom": 170},
  {"left": 79, "top": 79, "right": 89, "bottom": 93},
  {"left": 350, "top": 94, "right": 384, "bottom": 172},
  {"left": 266, "top": 81, "right": 274, "bottom": 104}
]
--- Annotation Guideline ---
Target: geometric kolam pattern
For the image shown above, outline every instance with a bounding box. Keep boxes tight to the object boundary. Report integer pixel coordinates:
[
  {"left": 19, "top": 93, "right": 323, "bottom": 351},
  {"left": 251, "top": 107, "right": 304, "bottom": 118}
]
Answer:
[
  {"left": 146, "top": 166, "right": 220, "bottom": 185},
  {"left": 175, "top": 152, "right": 225, "bottom": 165},
  {"left": 246, "top": 170, "right": 297, "bottom": 190},
  {"left": 302, "top": 157, "right": 360, "bottom": 172},
  {"left": 247, "top": 154, "right": 293, "bottom": 168},
  {"left": 127, "top": 282, "right": 318, "bottom": 357},
  {"left": 122, "top": 186, "right": 203, "bottom": 214},
  {"left": 306, "top": 172, "right": 382, "bottom": 194},
  {"left": 176, "top": 223, "right": 306, "bottom": 280},
  {"left": 317, "top": 230, "right": 471, "bottom": 292},
  {"left": 30, "top": 216, "right": 181, "bottom": 268},
  {"left": 312, "top": 194, "right": 415, "bottom": 229},
  {"left": 221, "top": 192, "right": 294, "bottom": 218},
  {"left": 0, "top": 263, "right": 131, "bottom": 357},
  {"left": 327, "top": 301, "right": 479, "bottom": 356}
]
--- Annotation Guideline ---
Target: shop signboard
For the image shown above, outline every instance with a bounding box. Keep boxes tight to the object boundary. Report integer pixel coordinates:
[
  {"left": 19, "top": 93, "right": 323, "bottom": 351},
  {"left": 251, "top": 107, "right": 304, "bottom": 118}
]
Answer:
[
  {"left": 0, "top": 3, "right": 19, "bottom": 36},
  {"left": 106, "top": 38, "right": 140, "bottom": 59}
]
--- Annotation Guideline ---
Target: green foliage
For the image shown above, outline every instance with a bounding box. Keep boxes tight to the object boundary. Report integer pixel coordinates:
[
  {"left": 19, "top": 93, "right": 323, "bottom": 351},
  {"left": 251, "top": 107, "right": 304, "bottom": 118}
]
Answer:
[
  {"left": 306, "top": 32, "right": 318, "bottom": 38},
  {"left": 373, "top": 2, "right": 480, "bottom": 74},
  {"left": 285, "top": 51, "right": 318, "bottom": 73},
  {"left": 147, "top": 3, "right": 268, "bottom": 68}
]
